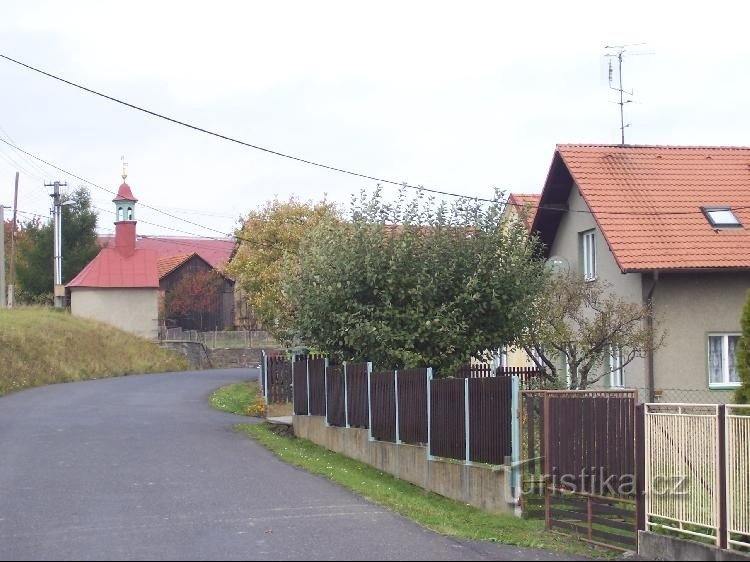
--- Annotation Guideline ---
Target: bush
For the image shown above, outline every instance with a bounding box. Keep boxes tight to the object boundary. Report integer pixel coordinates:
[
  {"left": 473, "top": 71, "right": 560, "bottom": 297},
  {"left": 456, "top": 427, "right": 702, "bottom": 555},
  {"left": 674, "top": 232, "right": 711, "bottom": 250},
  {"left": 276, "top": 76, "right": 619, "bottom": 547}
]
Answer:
[{"left": 244, "top": 395, "right": 268, "bottom": 418}]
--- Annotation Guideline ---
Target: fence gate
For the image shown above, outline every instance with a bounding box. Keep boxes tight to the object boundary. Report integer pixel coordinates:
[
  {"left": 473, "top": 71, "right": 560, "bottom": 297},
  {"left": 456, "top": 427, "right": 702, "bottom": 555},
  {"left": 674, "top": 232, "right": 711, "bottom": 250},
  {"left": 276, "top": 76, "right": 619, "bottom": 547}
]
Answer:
[{"left": 523, "top": 390, "right": 640, "bottom": 552}]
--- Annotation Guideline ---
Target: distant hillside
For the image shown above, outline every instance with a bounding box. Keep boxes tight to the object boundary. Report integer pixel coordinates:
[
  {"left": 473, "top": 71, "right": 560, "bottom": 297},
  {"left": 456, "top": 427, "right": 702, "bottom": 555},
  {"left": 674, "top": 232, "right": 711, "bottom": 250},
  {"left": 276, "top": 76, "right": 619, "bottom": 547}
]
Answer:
[{"left": 0, "top": 308, "right": 189, "bottom": 396}]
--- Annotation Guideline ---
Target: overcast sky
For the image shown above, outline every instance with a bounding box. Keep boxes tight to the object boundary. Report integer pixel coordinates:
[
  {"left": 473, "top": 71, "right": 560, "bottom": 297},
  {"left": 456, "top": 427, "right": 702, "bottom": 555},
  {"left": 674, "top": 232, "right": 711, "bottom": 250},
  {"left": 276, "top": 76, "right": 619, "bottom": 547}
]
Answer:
[{"left": 2, "top": 0, "right": 750, "bottom": 237}]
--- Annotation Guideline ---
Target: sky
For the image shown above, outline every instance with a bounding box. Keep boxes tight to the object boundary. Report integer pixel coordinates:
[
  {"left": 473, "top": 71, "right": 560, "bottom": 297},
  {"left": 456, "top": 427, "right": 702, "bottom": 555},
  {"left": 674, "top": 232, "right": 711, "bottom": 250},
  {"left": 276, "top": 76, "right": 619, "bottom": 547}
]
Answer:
[{"left": 1, "top": 0, "right": 750, "bottom": 238}]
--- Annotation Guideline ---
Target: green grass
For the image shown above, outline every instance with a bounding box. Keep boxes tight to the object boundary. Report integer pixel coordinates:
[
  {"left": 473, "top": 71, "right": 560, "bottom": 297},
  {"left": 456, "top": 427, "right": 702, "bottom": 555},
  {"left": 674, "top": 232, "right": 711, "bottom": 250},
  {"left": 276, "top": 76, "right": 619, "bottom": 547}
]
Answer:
[
  {"left": 209, "top": 382, "right": 259, "bottom": 415},
  {"left": 236, "top": 422, "right": 612, "bottom": 559},
  {"left": 0, "top": 307, "right": 189, "bottom": 396}
]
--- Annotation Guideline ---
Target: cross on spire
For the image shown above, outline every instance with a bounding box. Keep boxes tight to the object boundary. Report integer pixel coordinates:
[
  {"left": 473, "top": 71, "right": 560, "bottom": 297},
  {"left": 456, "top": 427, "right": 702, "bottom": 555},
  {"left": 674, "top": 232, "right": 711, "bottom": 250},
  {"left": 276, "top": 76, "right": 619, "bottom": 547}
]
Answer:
[{"left": 121, "top": 155, "right": 128, "bottom": 181}]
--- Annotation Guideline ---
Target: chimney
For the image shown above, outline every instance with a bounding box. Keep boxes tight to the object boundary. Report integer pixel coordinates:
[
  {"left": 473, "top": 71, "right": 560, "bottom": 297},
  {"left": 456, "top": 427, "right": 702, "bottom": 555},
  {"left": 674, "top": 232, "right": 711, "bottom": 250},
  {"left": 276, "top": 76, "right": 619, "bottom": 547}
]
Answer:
[{"left": 114, "top": 221, "right": 137, "bottom": 256}]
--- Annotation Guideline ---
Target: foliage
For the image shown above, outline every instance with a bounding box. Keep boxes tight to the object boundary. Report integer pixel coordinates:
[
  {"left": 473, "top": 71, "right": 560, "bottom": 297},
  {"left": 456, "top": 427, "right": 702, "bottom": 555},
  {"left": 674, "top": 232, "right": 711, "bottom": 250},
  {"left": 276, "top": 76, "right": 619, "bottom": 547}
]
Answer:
[
  {"left": 0, "top": 307, "right": 188, "bottom": 396},
  {"left": 227, "top": 197, "right": 340, "bottom": 343},
  {"left": 164, "top": 268, "right": 224, "bottom": 330},
  {"left": 517, "top": 274, "right": 662, "bottom": 389},
  {"left": 735, "top": 289, "right": 750, "bottom": 403},
  {"left": 244, "top": 394, "right": 267, "bottom": 417},
  {"left": 15, "top": 187, "right": 99, "bottom": 302},
  {"left": 286, "top": 187, "right": 547, "bottom": 375},
  {"left": 237, "top": 423, "right": 606, "bottom": 558}
]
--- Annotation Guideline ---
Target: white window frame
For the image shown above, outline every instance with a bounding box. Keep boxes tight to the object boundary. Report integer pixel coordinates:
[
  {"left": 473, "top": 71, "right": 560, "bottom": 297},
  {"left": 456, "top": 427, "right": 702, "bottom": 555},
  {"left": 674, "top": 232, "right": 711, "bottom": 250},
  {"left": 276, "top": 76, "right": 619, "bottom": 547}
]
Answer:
[
  {"left": 610, "top": 346, "right": 624, "bottom": 388},
  {"left": 581, "top": 229, "right": 597, "bottom": 281},
  {"left": 707, "top": 333, "right": 742, "bottom": 388}
]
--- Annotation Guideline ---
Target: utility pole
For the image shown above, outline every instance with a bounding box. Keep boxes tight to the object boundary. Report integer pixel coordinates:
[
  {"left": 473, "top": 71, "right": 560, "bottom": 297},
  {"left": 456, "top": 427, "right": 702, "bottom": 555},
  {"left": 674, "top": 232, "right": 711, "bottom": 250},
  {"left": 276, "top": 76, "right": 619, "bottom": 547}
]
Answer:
[
  {"left": 8, "top": 172, "right": 18, "bottom": 307},
  {"left": 46, "top": 180, "right": 68, "bottom": 308}
]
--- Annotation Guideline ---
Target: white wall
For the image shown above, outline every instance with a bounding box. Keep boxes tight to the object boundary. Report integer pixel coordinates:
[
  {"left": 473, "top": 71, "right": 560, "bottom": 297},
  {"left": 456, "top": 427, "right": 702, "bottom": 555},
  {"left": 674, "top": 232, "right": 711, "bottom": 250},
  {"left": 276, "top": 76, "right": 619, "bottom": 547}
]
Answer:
[{"left": 70, "top": 287, "right": 159, "bottom": 340}]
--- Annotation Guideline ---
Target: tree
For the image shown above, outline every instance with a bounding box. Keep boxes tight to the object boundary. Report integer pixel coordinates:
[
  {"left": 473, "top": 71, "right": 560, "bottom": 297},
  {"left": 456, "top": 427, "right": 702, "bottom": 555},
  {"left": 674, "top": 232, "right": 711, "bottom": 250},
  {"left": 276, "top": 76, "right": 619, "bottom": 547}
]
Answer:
[
  {"left": 164, "top": 269, "right": 224, "bottom": 331},
  {"left": 286, "top": 187, "right": 548, "bottom": 374},
  {"left": 735, "top": 289, "right": 750, "bottom": 403},
  {"left": 517, "top": 273, "right": 662, "bottom": 389},
  {"left": 16, "top": 187, "right": 99, "bottom": 303},
  {"left": 227, "top": 197, "right": 340, "bottom": 342}
]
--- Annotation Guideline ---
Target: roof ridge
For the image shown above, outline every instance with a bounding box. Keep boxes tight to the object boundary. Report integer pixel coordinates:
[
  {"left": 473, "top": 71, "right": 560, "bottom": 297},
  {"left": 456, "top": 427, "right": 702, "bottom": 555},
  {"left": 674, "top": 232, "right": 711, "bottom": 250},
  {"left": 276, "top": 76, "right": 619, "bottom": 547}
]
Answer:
[{"left": 557, "top": 143, "right": 750, "bottom": 151}]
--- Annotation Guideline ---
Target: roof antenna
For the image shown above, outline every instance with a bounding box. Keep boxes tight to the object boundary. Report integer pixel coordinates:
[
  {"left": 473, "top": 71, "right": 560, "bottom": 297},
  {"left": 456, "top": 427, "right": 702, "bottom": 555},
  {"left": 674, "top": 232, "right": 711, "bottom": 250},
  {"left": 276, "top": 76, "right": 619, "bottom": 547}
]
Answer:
[{"left": 604, "top": 44, "right": 648, "bottom": 145}]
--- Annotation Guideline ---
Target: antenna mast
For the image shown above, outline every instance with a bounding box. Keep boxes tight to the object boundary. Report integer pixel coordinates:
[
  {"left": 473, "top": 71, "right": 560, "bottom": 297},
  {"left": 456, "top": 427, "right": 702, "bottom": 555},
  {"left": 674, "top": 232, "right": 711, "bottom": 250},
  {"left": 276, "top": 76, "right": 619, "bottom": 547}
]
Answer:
[{"left": 605, "top": 44, "right": 640, "bottom": 145}]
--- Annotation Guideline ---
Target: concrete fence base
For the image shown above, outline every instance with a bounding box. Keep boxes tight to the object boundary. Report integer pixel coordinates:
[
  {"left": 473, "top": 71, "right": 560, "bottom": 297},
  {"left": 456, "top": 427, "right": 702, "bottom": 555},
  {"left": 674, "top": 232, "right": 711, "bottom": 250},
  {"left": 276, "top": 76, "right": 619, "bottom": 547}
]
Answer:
[
  {"left": 293, "top": 415, "right": 514, "bottom": 515},
  {"left": 638, "top": 531, "right": 750, "bottom": 561}
]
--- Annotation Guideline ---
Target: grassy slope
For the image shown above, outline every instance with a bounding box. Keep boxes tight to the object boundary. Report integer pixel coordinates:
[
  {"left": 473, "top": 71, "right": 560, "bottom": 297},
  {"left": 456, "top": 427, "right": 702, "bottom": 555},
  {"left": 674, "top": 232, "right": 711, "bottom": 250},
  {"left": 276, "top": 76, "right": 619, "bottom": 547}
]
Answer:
[
  {"left": 209, "top": 382, "right": 259, "bottom": 415},
  {"left": 238, "top": 423, "right": 611, "bottom": 559},
  {"left": 0, "top": 308, "right": 189, "bottom": 395}
]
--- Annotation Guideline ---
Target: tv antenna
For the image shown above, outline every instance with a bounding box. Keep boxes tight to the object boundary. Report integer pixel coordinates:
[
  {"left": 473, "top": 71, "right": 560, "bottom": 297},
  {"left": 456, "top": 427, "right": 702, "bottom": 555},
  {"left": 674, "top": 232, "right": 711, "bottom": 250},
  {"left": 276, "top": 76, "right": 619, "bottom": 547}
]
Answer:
[{"left": 605, "top": 43, "right": 647, "bottom": 145}]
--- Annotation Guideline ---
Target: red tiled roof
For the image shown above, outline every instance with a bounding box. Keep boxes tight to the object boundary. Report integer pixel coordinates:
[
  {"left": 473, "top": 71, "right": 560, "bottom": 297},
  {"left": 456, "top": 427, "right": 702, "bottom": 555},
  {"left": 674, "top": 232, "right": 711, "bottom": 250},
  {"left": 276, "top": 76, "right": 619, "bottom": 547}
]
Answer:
[
  {"left": 66, "top": 248, "right": 159, "bottom": 288},
  {"left": 98, "top": 236, "right": 235, "bottom": 269},
  {"left": 507, "top": 193, "right": 541, "bottom": 229},
  {"left": 157, "top": 253, "right": 194, "bottom": 278},
  {"left": 536, "top": 144, "right": 750, "bottom": 272},
  {"left": 113, "top": 182, "right": 138, "bottom": 202}
]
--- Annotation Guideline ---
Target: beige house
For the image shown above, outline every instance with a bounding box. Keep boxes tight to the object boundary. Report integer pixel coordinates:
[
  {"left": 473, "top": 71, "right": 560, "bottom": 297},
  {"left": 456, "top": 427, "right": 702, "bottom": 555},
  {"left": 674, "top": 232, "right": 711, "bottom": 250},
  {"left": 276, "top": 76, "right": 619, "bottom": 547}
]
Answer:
[
  {"left": 68, "top": 177, "right": 160, "bottom": 339},
  {"left": 531, "top": 144, "right": 750, "bottom": 403}
]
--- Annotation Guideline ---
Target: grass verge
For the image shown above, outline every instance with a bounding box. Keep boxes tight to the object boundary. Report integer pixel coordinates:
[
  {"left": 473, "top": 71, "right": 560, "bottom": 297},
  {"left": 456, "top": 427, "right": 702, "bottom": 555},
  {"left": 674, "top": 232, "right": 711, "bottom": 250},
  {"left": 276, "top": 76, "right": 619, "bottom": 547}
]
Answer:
[
  {"left": 236, "top": 422, "right": 612, "bottom": 559},
  {"left": 209, "top": 382, "right": 260, "bottom": 415},
  {"left": 0, "top": 307, "right": 189, "bottom": 396}
]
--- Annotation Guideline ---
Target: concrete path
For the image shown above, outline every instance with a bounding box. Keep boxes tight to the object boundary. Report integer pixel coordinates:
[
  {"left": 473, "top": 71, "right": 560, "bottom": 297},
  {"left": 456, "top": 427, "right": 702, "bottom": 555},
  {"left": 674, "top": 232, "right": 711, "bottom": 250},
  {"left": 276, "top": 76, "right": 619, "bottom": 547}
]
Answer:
[{"left": 0, "top": 369, "right": 572, "bottom": 561}]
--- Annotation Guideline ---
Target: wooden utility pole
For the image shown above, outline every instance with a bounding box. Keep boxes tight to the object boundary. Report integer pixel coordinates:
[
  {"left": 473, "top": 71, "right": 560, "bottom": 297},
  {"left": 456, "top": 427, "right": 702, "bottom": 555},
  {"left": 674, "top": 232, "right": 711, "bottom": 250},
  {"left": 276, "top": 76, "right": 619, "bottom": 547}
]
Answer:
[{"left": 8, "top": 172, "right": 18, "bottom": 307}]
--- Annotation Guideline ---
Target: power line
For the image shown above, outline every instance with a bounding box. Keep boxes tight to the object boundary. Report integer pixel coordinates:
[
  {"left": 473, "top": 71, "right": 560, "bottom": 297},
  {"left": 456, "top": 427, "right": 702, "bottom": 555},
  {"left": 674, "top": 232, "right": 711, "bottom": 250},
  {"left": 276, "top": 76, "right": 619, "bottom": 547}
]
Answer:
[
  {"left": 0, "top": 136, "right": 237, "bottom": 236},
  {"left": 0, "top": 52, "right": 499, "bottom": 203}
]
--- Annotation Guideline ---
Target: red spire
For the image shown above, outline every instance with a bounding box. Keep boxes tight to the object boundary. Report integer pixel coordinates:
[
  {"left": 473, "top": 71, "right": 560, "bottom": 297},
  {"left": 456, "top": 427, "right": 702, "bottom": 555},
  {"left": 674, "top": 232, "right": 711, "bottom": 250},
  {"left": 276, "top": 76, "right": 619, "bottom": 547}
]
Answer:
[{"left": 113, "top": 182, "right": 138, "bottom": 202}]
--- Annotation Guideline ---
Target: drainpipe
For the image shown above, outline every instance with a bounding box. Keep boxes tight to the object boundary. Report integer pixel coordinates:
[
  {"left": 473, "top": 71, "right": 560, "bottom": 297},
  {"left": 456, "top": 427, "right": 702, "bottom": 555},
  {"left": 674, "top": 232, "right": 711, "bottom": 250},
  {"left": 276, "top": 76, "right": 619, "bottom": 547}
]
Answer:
[{"left": 645, "top": 270, "right": 659, "bottom": 402}]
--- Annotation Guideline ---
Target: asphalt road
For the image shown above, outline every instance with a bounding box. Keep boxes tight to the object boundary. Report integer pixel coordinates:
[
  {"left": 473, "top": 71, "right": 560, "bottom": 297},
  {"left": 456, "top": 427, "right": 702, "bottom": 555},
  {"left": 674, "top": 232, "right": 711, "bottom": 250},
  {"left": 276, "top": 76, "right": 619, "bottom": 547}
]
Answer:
[{"left": 0, "top": 369, "right": 573, "bottom": 561}]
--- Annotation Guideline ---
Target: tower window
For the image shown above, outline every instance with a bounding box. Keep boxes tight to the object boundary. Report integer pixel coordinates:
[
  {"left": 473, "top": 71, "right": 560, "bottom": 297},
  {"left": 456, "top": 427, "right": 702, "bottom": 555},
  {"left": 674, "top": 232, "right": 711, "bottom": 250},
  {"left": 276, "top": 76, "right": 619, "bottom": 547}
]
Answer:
[{"left": 127, "top": 207, "right": 133, "bottom": 220}]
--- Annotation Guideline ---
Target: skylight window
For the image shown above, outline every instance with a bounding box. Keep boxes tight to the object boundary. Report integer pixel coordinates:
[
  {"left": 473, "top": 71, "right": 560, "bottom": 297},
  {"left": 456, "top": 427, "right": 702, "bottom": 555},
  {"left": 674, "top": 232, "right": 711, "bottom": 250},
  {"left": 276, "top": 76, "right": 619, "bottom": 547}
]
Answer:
[{"left": 702, "top": 207, "right": 742, "bottom": 228}]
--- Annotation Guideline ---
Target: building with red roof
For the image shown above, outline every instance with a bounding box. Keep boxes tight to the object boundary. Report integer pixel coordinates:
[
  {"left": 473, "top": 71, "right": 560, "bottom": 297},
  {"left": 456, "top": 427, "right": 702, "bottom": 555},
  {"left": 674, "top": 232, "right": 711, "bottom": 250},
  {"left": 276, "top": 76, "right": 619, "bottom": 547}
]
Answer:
[
  {"left": 533, "top": 144, "right": 750, "bottom": 403},
  {"left": 68, "top": 176, "right": 160, "bottom": 338},
  {"left": 502, "top": 192, "right": 541, "bottom": 230}
]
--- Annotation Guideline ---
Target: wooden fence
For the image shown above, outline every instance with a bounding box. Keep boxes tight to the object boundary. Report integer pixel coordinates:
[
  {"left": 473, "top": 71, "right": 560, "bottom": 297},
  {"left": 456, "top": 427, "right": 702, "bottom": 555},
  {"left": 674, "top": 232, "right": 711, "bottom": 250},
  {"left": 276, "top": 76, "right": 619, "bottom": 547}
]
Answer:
[{"left": 522, "top": 390, "right": 640, "bottom": 552}]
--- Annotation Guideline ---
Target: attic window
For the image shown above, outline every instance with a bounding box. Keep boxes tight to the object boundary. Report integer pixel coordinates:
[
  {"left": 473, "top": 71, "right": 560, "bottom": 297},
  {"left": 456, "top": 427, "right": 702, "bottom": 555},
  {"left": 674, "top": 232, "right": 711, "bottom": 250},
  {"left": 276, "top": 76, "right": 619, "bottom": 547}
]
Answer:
[{"left": 702, "top": 207, "right": 742, "bottom": 228}]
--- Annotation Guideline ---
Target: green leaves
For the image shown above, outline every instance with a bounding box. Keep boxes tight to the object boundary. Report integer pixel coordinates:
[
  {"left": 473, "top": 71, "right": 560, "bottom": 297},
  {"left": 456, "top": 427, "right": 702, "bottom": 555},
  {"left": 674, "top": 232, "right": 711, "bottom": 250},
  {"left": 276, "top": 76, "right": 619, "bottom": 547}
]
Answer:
[{"left": 286, "top": 187, "right": 547, "bottom": 375}]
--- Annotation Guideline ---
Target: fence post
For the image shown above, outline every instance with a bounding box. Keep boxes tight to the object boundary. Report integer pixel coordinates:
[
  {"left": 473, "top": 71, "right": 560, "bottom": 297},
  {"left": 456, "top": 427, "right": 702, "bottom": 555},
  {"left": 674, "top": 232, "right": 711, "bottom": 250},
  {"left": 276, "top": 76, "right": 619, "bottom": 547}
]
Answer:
[
  {"left": 426, "top": 368, "right": 433, "bottom": 461},
  {"left": 324, "top": 357, "right": 330, "bottom": 427},
  {"left": 367, "top": 362, "right": 374, "bottom": 441},
  {"left": 510, "top": 375, "right": 521, "bottom": 496},
  {"left": 394, "top": 370, "right": 401, "bottom": 444},
  {"left": 262, "top": 350, "right": 269, "bottom": 404},
  {"left": 464, "top": 376, "right": 471, "bottom": 465},
  {"left": 718, "top": 404, "right": 728, "bottom": 550},
  {"left": 303, "top": 355, "right": 310, "bottom": 417},
  {"left": 635, "top": 403, "right": 646, "bottom": 543},
  {"left": 543, "top": 394, "right": 551, "bottom": 530},
  {"left": 344, "top": 362, "right": 350, "bottom": 429}
]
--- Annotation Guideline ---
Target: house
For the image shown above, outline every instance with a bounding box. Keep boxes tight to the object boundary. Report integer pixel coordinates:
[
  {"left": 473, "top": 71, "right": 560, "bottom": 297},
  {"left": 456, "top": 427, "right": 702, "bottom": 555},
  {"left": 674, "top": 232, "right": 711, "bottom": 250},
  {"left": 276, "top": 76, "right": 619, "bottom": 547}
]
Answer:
[
  {"left": 67, "top": 178, "right": 160, "bottom": 339},
  {"left": 500, "top": 193, "right": 542, "bottom": 369},
  {"left": 532, "top": 144, "right": 750, "bottom": 403},
  {"left": 158, "top": 252, "right": 234, "bottom": 331}
]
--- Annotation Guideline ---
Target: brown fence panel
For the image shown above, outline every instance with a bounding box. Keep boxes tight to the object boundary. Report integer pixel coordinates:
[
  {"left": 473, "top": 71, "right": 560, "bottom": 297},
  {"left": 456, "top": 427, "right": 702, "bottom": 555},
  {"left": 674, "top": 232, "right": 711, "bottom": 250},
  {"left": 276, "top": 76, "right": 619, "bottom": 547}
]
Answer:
[
  {"left": 293, "top": 359, "right": 308, "bottom": 415},
  {"left": 346, "top": 362, "right": 369, "bottom": 429},
  {"left": 397, "top": 368, "right": 428, "bottom": 445},
  {"left": 326, "top": 364, "right": 345, "bottom": 427},
  {"left": 454, "top": 363, "right": 494, "bottom": 378},
  {"left": 267, "top": 356, "right": 292, "bottom": 404},
  {"left": 308, "top": 358, "right": 327, "bottom": 416},
  {"left": 371, "top": 371, "right": 396, "bottom": 442},
  {"left": 498, "top": 366, "right": 547, "bottom": 388},
  {"left": 468, "top": 377, "right": 512, "bottom": 465},
  {"left": 430, "top": 378, "right": 466, "bottom": 461}
]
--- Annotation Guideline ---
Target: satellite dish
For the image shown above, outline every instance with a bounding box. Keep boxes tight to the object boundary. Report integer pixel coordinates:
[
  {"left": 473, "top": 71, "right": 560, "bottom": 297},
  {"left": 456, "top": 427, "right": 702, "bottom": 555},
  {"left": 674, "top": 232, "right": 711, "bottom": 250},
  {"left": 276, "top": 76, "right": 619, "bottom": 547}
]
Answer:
[{"left": 546, "top": 255, "right": 569, "bottom": 275}]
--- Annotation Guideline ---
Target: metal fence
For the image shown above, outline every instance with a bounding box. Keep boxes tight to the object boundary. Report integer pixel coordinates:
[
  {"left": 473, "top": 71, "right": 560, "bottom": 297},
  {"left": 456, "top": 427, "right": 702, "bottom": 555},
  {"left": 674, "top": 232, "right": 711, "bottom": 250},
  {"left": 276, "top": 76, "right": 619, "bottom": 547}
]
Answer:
[
  {"left": 644, "top": 403, "right": 750, "bottom": 551},
  {"left": 161, "top": 328, "right": 277, "bottom": 349}
]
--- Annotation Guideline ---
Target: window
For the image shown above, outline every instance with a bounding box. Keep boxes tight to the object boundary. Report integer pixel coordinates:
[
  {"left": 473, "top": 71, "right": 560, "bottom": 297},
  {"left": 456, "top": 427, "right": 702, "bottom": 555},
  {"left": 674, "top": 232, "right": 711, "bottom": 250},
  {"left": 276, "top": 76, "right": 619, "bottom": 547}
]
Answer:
[
  {"left": 127, "top": 206, "right": 133, "bottom": 220},
  {"left": 708, "top": 334, "right": 741, "bottom": 387},
  {"left": 702, "top": 207, "right": 742, "bottom": 228},
  {"left": 610, "top": 346, "right": 624, "bottom": 388},
  {"left": 580, "top": 229, "right": 597, "bottom": 280}
]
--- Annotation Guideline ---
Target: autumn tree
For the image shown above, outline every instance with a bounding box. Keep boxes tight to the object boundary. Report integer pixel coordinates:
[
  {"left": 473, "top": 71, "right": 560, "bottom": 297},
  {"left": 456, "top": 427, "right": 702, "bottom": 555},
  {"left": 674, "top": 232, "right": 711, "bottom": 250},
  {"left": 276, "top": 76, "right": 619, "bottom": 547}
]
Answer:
[
  {"left": 735, "top": 289, "right": 750, "bottom": 403},
  {"left": 16, "top": 187, "right": 99, "bottom": 303},
  {"left": 164, "top": 269, "right": 224, "bottom": 331},
  {"left": 516, "top": 273, "right": 662, "bottom": 389},
  {"left": 286, "top": 187, "right": 547, "bottom": 374},
  {"left": 227, "top": 197, "right": 340, "bottom": 342}
]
